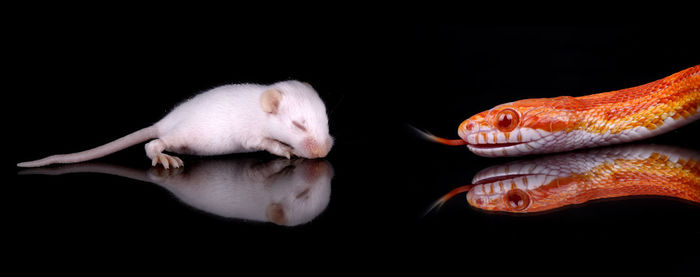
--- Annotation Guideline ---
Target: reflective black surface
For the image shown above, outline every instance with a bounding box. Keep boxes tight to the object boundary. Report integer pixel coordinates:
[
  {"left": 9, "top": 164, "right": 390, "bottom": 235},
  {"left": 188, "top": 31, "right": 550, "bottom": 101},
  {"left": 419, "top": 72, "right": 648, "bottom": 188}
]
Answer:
[
  {"left": 19, "top": 157, "right": 334, "bottom": 226},
  {"left": 9, "top": 21, "right": 700, "bottom": 266},
  {"left": 429, "top": 144, "right": 700, "bottom": 214}
]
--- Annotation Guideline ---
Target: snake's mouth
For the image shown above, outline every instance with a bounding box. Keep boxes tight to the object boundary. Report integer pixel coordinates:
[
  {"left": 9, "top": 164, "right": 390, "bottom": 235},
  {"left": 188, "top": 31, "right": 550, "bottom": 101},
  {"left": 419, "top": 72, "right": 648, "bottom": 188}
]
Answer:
[
  {"left": 473, "top": 173, "right": 532, "bottom": 185},
  {"left": 467, "top": 142, "right": 524, "bottom": 149},
  {"left": 458, "top": 127, "right": 529, "bottom": 150}
]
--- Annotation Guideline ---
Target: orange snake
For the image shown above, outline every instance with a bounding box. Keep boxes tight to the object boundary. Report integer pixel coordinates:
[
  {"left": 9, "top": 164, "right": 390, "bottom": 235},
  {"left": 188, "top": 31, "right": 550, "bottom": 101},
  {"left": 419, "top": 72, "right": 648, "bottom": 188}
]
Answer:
[
  {"left": 423, "top": 65, "right": 700, "bottom": 157},
  {"left": 431, "top": 144, "right": 700, "bottom": 213}
]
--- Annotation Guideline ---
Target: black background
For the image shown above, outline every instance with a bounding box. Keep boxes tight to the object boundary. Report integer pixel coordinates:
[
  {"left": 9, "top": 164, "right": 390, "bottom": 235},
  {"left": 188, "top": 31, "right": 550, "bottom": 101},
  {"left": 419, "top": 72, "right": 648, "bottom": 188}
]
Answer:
[{"left": 7, "top": 12, "right": 700, "bottom": 270}]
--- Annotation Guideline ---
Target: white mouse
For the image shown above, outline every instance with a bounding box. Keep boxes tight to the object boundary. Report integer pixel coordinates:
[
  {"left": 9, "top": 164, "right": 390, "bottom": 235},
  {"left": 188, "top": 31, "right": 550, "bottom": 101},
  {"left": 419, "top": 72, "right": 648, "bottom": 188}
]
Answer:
[{"left": 17, "top": 80, "right": 334, "bottom": 168}]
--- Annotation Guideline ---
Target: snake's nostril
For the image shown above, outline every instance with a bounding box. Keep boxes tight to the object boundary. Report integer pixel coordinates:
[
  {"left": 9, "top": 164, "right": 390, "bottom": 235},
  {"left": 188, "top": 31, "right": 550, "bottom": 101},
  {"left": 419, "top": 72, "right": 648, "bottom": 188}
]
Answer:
[{"left": 458, "top": 120, "right": 477, "bottom": 141}]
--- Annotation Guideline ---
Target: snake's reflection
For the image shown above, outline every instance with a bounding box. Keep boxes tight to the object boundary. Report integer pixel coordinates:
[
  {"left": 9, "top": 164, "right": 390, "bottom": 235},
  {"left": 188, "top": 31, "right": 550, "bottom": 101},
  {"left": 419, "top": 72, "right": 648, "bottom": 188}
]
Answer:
[
  {"left": 432, "top": 144, "right": 700, "bottom": 214},
  {"left": 20, "top": 157, "right": 333, "bottom": 226}
]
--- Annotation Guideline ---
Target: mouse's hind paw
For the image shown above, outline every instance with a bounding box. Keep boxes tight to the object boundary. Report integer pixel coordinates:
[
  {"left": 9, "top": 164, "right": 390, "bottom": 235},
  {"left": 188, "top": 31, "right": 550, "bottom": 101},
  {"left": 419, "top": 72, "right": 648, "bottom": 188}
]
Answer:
[{"left": 151, "top": 153, "right": 184, "bottom": 169}]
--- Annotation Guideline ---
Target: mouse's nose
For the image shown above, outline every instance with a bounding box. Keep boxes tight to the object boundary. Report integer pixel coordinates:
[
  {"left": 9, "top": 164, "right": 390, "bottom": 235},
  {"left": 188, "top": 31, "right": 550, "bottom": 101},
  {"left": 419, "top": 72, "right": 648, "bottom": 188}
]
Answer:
[{"left": 303, "top": 137, "right": 332, "bottom": 158}]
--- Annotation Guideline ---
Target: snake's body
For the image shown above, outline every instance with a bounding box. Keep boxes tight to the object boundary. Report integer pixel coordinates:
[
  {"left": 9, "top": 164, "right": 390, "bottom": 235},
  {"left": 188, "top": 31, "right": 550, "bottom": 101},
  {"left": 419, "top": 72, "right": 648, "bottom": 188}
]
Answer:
[
  {"left": 428, "top": 65, "right": 700, "bottom": 156},
  {"left": 464, "top": 145, "right": 700, "bottom": 213}
]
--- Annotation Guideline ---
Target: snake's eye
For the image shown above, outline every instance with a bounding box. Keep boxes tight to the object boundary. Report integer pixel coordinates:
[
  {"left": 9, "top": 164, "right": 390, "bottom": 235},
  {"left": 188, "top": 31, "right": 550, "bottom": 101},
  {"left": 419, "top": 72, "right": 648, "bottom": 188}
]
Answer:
[
  {"left": 495, "top": 109, "right": 519, "bottom": 132},
  {"left": 505, "top": 189, "right": 530, "bottom": 211}
]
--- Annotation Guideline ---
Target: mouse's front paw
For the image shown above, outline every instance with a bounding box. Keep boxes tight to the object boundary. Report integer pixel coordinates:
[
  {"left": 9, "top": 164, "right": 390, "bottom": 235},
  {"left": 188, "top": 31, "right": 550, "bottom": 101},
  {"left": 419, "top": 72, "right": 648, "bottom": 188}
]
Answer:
[
  {"left": 151, "top": 153, "right": 184, "bottom": 169},
  {"left": 261, "top": 138, "right": 296, "bottom": 159}
]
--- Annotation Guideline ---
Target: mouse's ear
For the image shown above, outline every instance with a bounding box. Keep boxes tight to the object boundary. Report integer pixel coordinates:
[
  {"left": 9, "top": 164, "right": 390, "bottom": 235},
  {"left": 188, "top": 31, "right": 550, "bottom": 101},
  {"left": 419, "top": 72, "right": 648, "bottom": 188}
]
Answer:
[{"left": 261, "top": 88, "right": 283, "bottom": 114}]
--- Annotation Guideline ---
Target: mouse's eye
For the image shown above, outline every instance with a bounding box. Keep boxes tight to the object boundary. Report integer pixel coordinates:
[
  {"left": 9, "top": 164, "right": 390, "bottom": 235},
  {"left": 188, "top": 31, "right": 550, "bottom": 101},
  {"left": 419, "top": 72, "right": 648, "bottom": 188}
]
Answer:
[
  {"left": 495, "top": 108, "right": 519, "bottom": 132},
  {"left": 293, "top": 121, "right": 307, "bottom": 132}
]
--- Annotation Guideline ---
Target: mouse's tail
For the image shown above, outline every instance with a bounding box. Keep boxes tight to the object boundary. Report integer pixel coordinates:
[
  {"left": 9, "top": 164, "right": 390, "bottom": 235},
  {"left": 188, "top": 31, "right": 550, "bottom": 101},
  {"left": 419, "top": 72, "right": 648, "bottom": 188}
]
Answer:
[{"left": 17, "top": 126, "right": 158, "bottom": 167}]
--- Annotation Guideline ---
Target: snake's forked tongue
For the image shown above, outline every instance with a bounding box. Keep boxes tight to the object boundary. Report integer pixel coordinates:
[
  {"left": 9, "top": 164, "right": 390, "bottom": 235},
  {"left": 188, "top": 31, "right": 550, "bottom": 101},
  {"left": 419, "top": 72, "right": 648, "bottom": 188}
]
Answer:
[
  {"left": 423, "top": 185, "right": 475, "bottom": 216},
  {"left": 409, "top": 126, "right": 468, "bottom": 146}
]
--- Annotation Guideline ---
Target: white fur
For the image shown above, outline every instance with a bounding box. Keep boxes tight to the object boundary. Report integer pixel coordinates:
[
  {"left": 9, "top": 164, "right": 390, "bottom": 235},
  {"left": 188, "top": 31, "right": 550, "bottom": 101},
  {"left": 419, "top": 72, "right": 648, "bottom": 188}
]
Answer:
[
  {"left": 17, "top": 80, "right": 334, "bottom": 167},
  {"left": 153, "top": 81, "right": 333, "bottom": 160},
  {"left": 156, "top": 81, "right": 331, "bottom": 155}
]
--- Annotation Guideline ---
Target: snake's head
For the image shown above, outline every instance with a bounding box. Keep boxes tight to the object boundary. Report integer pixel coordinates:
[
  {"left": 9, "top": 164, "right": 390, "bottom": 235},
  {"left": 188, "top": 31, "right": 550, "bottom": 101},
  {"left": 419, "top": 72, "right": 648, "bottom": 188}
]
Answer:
[
  {"left": 466, "top": 171, "right": 584, "bottom": 213},
  {"left": 467, "top": 187, "right": 532, "bottom": 213},
  {"left": 458, "top": 97, "right": 577, "bottom": 157},
  {"left": 465, "top": 152, "right": 585, "bottom": 213}
]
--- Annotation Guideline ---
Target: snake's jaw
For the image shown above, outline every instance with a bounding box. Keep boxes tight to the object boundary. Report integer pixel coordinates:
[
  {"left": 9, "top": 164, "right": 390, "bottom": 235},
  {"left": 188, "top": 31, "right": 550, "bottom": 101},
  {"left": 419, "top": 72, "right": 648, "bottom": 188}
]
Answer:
[
  {"left": 458, "top": 121, "right": 533, "bottom": 157},
  {"left": 467, "top": 185, "right": 535, "bottom": 212},
  {"left": 458, "top": 104, "right": 579, "bottom": 157},
  {"left": 458, "top": 111, "right": 529, "bottom": 156},
  {"left": 465, "top": 190, "right": 492, "bottom": 211},
  {"left": 466, "top": 167, "right": 537, "bottom": 212}
]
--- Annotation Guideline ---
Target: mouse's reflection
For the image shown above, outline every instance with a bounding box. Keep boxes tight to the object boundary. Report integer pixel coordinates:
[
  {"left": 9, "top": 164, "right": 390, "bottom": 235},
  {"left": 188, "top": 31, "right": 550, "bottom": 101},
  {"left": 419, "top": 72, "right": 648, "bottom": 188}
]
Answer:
[
  {"left": 432, "top": 144, "right": 700, "bottom": 214},
  {"left": 20, "top": 157, "right": 333, "bottom": 226}
]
